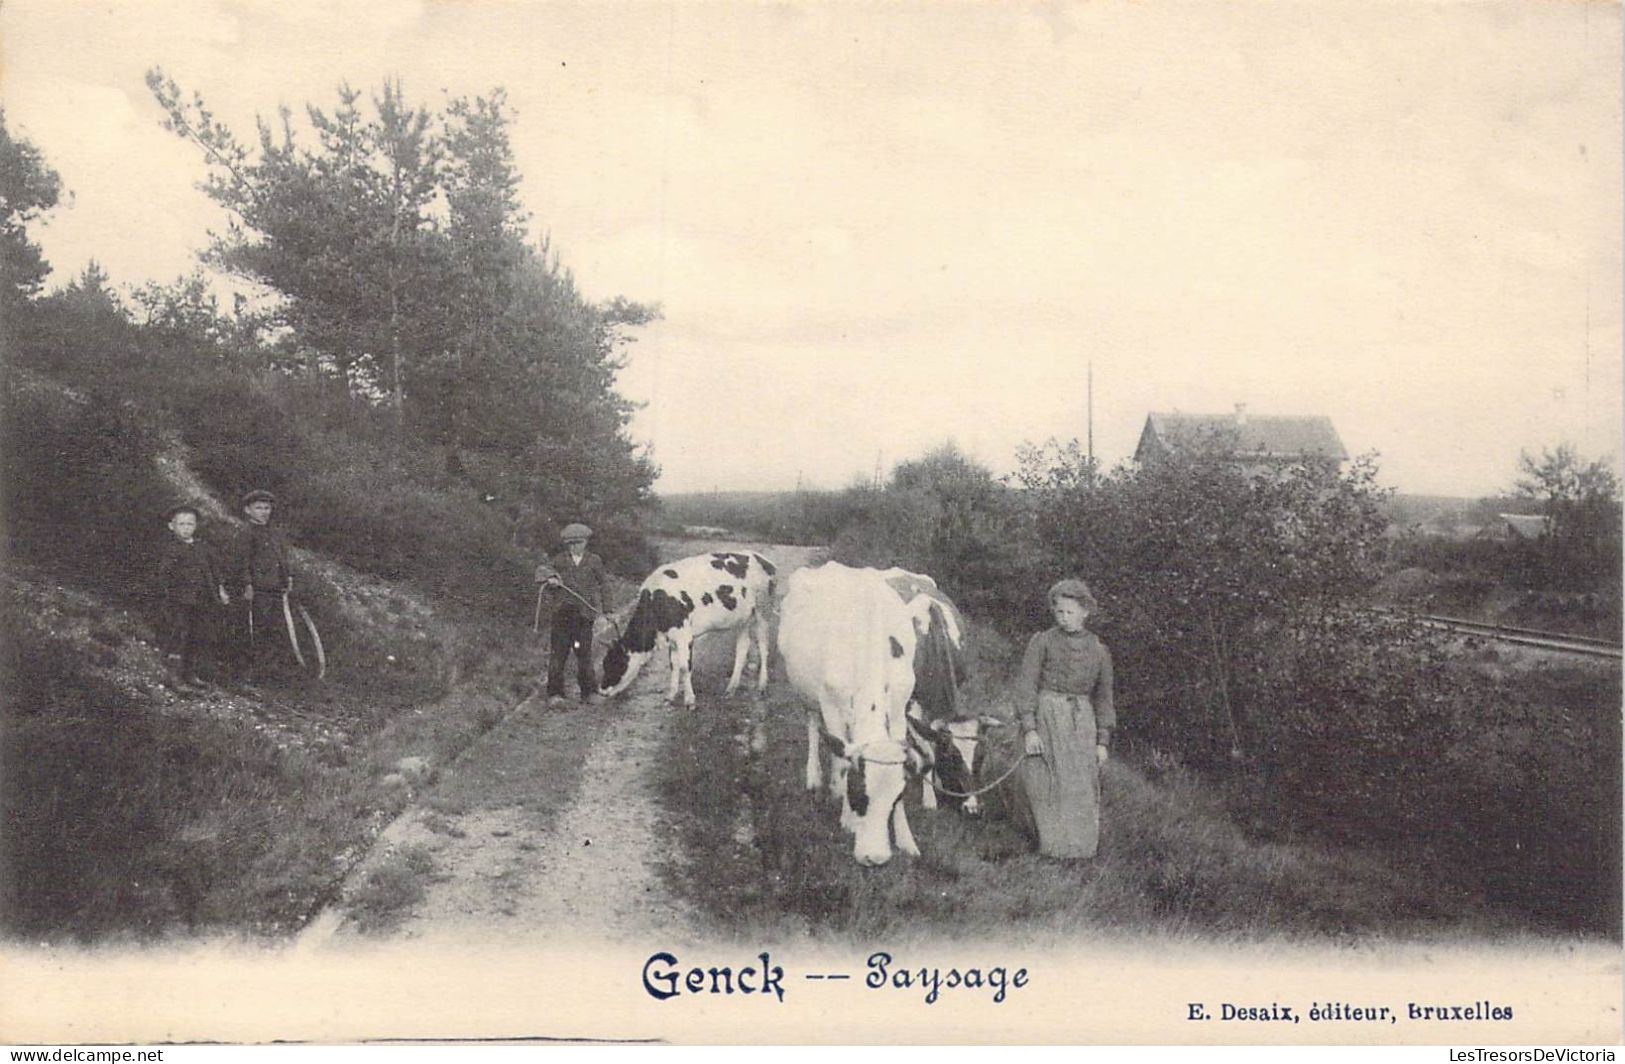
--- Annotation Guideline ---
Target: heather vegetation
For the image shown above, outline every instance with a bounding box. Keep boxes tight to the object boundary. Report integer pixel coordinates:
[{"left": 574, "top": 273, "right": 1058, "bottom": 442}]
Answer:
[{"left": 1, "top": 86, "right": 657, "bottom": 939}]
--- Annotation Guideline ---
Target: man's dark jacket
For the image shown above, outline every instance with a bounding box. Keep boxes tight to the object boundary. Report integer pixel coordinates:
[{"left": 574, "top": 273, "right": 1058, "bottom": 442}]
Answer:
[{"left": 233, "top": 522, "right": 292, "bottom": 593}]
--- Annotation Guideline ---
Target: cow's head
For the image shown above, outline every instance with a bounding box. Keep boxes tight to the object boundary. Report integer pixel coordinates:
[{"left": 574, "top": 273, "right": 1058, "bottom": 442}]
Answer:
[
  {"left": 600, "top": 641, "right": 631, "bottom": 689},
  {"left": 824, "top": 726, "right": 926, "bottom": 866},
  {"left": 599, "top": 588, "right": 690, "bottom": 694},
  {"left": 931, "top": 714, "right": 1007, "bottom": 816},
  {"left": 906, "top": 703, "right": 1005, "bottom": 815}
]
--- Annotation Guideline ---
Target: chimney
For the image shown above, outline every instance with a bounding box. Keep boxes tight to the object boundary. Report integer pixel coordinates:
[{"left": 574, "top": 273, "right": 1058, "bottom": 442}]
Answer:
[{"left": 1234, "top": 402, "right": 1249, "bottom": 426}]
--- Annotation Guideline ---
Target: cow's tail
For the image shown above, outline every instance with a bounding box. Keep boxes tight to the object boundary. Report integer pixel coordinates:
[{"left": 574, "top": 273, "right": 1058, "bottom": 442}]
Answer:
[{"left": 752, "top": 552, "right": 777, "bottom": 601}]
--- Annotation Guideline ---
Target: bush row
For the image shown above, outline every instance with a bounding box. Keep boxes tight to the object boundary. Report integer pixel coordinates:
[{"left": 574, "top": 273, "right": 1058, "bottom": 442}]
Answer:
[{"left": 767, "top": 440, "right": 1622, "bottom": 935}]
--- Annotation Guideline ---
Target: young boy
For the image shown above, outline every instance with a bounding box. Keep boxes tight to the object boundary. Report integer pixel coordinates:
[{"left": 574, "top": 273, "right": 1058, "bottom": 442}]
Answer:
[
  {"left": 156, "top": 503, "right": 229, "bottom": 688},
  {"left": 231, "top": 489, "right": 295, "bottom": 683},
  {"left": 538, "top": 522, "right": 609, "bottom": 708}
]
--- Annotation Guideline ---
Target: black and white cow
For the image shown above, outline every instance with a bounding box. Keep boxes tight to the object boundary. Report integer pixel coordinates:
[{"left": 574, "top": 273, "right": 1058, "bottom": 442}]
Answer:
[
  {"left": 879, "top": 569, "right": 1003, "bottom": 817},
  {"left": 599, "top": 551, "right": 776, "bottom": 707}
]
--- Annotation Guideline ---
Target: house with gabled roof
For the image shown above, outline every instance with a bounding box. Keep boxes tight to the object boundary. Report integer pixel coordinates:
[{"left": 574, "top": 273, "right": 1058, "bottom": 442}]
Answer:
[
  {"left": 1133, "top": 404, "right": 1349, "bottom": 468},
  {"left": 1478, "top": 513, "right": 1553, "bottom": 542}
]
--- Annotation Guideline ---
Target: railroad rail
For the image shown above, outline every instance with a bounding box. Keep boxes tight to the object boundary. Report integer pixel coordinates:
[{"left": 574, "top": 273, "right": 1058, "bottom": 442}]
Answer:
[{"left": 1410, "top": 613, "right": 1623, "bottom": 660}]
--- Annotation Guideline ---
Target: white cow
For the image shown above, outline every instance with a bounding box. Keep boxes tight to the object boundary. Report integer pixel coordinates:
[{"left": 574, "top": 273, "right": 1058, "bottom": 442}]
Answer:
[
  {"left": 599, "top": 551, "right": 776, "bottom": 706},
  {"left": 778, "top": 562, "right": 972, "bottom": 866}
]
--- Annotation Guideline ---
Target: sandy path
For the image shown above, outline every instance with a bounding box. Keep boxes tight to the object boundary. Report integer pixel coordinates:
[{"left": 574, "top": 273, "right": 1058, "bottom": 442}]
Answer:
[
  {"left": 501, "top": 685, "right": 698, "bottom": 935},
  {"left": 299, "top": 540, "right": 819, "bottom": 949}
]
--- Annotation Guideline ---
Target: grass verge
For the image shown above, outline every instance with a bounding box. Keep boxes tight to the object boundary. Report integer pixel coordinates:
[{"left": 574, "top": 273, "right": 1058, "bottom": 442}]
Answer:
[
  {"left": 657, "top": 680, "right": 1516, "bottom": 946},
  {"left": 345, "top": 844, "right": 440, "bottom": 935},
  {"left": 0, "top": 568, "right": 541, "bottom": 943}
]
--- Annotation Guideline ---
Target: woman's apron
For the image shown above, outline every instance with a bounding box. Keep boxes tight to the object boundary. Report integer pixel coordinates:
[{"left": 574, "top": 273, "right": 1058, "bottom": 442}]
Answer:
[{"left": 1016, "top": 690, "right": 1101, "bottom": 859}]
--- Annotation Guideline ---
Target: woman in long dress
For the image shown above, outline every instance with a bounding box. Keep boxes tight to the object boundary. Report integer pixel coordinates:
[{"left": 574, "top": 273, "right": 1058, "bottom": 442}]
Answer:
[{"left": 1013, "top": 579, "right": 1115, "bottom": 859}]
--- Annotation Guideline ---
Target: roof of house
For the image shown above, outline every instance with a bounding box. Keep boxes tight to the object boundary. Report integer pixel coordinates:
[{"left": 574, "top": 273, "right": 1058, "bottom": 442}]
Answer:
[
  {"left": 1496, "top": 513, "right": 1552, "bottom": 540},
  {"left": 1135, "top": 410, "right": 1349, "bottom": 462}
]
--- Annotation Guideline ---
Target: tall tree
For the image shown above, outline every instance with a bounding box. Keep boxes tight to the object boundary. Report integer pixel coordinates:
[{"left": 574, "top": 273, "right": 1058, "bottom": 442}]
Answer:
[
  {"left": 0, "top": 108, "right": 63, "bottom": 319},
  {"left": 1514, "top": 443, "right": 1622, "bottom": 588},
  {"left": 423, "top": 90, "right": 528, "bottom": 458},
  {"left": 147, "top": 70, "right": 659, "bottom": 520},
  {"left": 148, "top": 71, "right": 443, "bottom": 422}
]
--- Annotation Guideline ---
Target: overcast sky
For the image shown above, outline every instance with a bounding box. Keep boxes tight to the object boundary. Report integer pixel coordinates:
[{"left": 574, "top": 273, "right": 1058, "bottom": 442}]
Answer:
[{"left": 4, "top": 0, "right": 1620, "bottom": 497}]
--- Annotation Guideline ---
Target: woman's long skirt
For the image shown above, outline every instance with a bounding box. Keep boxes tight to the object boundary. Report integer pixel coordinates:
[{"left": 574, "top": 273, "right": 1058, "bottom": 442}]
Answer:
[{"left": 1015, "top": 690, "right": 1101, "bottom": 859}]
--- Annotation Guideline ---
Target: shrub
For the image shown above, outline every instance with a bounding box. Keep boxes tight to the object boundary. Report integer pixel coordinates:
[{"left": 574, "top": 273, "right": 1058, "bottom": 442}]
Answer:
[
  {"left": 0, "top": 609, "right": 292, "bottom": 938},
  {"left": 827, "top": 445, "right": 1048, "bottom": 632},
  {"left": 1442, "top": 664, "right": 1622, "bottom": 933},
  {"left": 998, "top": 438, "right": 1621, "bottom": 932},
  {"left": 1, "top": 372, "right": 174, "bottom": 598},
  {"left": 169, "top": 371, "right": 311, "bottom": 508}
]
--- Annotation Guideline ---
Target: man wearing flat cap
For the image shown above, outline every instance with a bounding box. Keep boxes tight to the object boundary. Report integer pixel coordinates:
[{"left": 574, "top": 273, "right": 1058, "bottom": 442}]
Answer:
[
  {"left": 230, "top": 489, "right": 295, "bottom": 682},
  {"left": 538, "top": 522, "right": 608, "bottom": 708}
]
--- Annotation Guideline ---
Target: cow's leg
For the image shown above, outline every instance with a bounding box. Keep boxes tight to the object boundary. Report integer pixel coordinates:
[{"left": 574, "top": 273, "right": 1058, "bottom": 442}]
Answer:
[
  {"left": 833, "top": 758, "right": 856, "bottom": 831},
  {"left": 752, "top": 607, "right": 771, "bottom": 694},
  {"left": 804, "top": 712, "right": 823, "bottom": 790},
  {"left": 724, "top": 621, "right": 750, "bottom": 696},
  {"left": 663, "top": 634, "right": 682, "bottom": 704},
  {"left": 891, "top": 801, "right": 921, "bottom": 858},
  {"left": 674, "top": 627, "right": 698, "bottom": 707},
  {"left": 837, "top": 772, "right": 857, "bottom": 832},
  {"left": 952, "top": 729, "right": 983, "bottom": 816}
]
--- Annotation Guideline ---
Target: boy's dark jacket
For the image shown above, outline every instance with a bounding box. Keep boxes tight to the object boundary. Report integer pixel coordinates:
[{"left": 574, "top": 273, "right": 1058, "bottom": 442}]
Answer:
[
  {"left": 232, "top": 522, "right": 292, "bottom": 593},
  {"left": 157, "top": 537, "right": 222, "bottom": 605}
]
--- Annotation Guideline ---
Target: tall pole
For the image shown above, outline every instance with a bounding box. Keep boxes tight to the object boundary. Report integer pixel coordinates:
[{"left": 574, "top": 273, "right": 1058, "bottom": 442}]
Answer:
[{"left": 1087, "top": 360, "right": 1095, "bottom": 483}]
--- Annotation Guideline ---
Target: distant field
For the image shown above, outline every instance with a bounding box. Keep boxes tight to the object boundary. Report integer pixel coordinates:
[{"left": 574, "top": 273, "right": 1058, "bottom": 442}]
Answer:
[
  {"left": 665, "top": 489, "right": 1497, "bottom": 537},
  {"left": 657, "top": 490, "right": 832, "bottom": 545}
]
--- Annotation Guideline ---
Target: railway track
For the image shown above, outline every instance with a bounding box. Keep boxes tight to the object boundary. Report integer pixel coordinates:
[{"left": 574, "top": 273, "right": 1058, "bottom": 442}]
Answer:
[{"left": 1410, "top": 613, "right": 1623, "bottom": 660}]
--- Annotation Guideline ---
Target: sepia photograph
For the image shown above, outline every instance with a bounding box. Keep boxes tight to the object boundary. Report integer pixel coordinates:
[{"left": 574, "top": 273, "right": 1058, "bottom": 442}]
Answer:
[{"left": 1, "top": 0, "right": 1620, "bottom": 1047}]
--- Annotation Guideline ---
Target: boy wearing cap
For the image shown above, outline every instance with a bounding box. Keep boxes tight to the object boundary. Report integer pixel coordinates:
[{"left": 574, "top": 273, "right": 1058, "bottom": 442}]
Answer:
[
  {"left": 539, "top": 522, "right": 609, "bottom": 708},
  {"left": 156, "top": 503, "right": 230, "bottom": 688},
  {"left": 231, "top": 489, "right": 295, "bottom": 682}
]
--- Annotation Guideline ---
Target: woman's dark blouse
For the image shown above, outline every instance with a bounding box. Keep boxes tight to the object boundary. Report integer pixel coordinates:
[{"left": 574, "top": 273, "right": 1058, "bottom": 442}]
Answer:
[{"left": 1015, "top": 627, "right": 1116, "bottom": 747}]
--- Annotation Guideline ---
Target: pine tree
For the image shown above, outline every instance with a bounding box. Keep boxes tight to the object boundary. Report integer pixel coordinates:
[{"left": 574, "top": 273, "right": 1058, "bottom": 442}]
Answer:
[{"left": 0, "top": 108, "right": 63, "bottom": 319}]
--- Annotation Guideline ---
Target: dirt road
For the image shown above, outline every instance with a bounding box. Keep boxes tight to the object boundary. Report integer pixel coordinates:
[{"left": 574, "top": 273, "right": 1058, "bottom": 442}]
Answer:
[{"left": 297, "top": 540, "right": 821, "bottom": 949}]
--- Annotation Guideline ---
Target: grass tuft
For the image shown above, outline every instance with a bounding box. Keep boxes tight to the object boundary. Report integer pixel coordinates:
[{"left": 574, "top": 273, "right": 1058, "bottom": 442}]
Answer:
[{"left": 346, "top": 845, "right": 439, "bottom": 934}]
